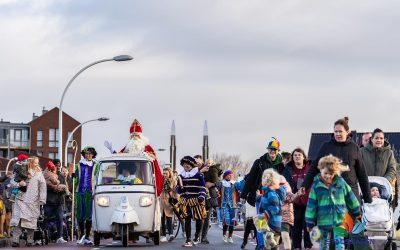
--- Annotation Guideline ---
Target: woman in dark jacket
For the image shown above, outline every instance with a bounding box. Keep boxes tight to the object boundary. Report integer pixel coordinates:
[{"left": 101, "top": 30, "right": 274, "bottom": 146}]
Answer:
[
  {"left": 302, "top": 117, "right": 372, "bottom": 204},
  {"left": 361, "top": 128, "right": 397, "bottom": 182},
  {"left": 282, "top": 148, "right": 312, "bottom": 250}
]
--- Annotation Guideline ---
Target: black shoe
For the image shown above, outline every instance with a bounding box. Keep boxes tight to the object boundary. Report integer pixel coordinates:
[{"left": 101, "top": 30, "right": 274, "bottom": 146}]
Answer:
[
  {"left": 201, "top": 237, "right": 209, "bottom": 244},
  {"left": 241, "top": 241, "right": 247, "bottom": 249}
]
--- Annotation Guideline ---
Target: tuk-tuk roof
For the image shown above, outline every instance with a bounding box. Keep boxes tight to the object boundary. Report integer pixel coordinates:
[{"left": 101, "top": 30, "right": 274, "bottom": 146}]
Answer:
[{"left": 98, "top": 153, "right": 152, "bottom": 162}]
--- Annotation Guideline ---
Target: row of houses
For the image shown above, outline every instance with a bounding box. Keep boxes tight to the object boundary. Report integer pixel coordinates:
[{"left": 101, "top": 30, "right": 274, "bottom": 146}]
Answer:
[{"left": 0, "top": 107, "right": 81, "bottom": 173}]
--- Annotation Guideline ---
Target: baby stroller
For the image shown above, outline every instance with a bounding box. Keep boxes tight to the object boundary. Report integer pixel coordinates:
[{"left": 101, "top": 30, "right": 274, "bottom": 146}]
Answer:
[
  {"left": 32, "top": 206, "right": 49, "bottom": 245},
  {"left": 361, "top": 176, "right": 396, "bottom": 250}
]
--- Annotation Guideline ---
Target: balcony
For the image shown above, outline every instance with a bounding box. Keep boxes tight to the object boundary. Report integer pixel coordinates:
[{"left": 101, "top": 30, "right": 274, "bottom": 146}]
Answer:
[{"left": 0, "top": 139, "right": 30, "bottom": 148}]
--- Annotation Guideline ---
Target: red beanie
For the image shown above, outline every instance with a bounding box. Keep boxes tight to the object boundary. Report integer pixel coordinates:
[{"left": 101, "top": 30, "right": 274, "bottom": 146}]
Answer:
[
  {"left": 46, "top": 161, "right": 56, "bottom": 171},
  {"left": 17, "top": 154, "right": 28, "bottom": 162}
]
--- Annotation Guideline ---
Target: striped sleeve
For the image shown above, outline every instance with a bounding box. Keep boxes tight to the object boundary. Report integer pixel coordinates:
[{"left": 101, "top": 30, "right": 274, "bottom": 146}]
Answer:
[{"left": 305, "top": 184, "right": 318, "bottom": 229}]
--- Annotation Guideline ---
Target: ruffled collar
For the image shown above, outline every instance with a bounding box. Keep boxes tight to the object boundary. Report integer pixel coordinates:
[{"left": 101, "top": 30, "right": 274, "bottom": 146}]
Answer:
[
  {"left": 180, "top": 167, "right": 199, "bottom": 178},
  {"left": 222, "top": 179, "right": 234, "bottom": 187},
  {"left": 80, "top": 159, "right": 94, "bottom": 167}
]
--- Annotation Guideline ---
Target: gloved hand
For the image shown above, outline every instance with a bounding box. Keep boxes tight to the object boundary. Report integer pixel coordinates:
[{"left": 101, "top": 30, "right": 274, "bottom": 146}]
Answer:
[
  {"left": 104, "top": 140, "right": 115, "bottom": 154},
  {"left": 198, "top": 196, "right": 205, "bottom": 203}
]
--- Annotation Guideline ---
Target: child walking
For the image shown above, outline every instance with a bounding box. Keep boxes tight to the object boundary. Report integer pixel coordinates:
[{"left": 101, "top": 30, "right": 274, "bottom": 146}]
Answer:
[
  {"left": 217, "top": 170, "right": 239, "bottom": 243},
  {"left": 176, "top": 156, "right": 207, "bottom": 247},
  {"left": 259, "top": 169, "right": 286, "bottom": 250},
  {"left": 305, "top": 154, "right": 361, "bottom": 250}
]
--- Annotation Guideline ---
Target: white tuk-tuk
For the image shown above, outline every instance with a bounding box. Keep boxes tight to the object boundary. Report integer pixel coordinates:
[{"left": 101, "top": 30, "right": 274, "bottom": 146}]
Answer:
[{"left": 92, "top": 153, "right": 161, "bottom": 247}]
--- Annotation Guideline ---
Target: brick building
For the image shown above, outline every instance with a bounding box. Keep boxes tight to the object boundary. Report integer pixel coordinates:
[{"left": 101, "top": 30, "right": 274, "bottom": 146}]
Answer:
[
  {"left": 0, "top": 107, "right": 81, "bottom": 167},
  {"left": 30, "top": 107, "right": 81, "bottom": 165}
]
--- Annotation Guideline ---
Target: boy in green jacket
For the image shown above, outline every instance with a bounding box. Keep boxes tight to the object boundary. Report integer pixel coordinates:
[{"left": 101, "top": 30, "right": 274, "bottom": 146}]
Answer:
[{"left": 305, "top": 154, "right": 360, "bottom": 249}]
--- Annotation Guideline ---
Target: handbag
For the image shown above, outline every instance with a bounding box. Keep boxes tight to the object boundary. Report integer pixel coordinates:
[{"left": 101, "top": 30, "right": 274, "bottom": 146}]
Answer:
[{"left": 208, "top": 187, "right": 219, "bottom": 208}]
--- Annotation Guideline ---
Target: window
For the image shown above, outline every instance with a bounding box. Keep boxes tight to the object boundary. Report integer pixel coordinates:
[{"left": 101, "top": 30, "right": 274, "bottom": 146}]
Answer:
[
  {"left": 37, "top": 131, "right": 43, "bottom": 147},
  {"left": 49, "top": 128, "right": 59, "bottom": 147},
  {"left": 14, "top": 130, "right": 22, "bottom": 141},
  {"left": 37, "top": 152, "right": 42, "bottom": 157},
  {"left": 98, "top": 160, "right": 153, "bottom": 185},
  {"left": 67, "top": 153, "right": 73, "bottom": 164},
  {"left": 67, "top": 132, "right": 73, "bottom": 148},
  {"left": 49, "top": 152, "right": 59, "bottom": 160}
]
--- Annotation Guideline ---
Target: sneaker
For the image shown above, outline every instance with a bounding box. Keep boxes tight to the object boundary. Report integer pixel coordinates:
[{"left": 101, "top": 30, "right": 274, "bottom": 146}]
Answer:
[
  {"left": 77, "top": 235, "right": 85, "bottom": 245},
  {"left": 84, "top": 237, "right": 93, "bottom": 245},
  {"left": 193, "top": 237, "right": 200, "bottom": 245},
  {"left": 34, "top": 240, "right": 42, "bottom": 246},
  {"left": 223, "top": 235, "right": 228, "bottom": 243},
  {"left": 160, "top": 236, "right": 168, "bottom": 243},
  {"left": 56, "top": 237, "right": 67, "bottom": 244},
  {"left": 228, "top": 237, "right": 234, "bottom": 243},
  {"left": 182, "top": 241, "right": 193, "bottom": 247},
  {"left": 168, "top": 235, "right": 175, "bottom": 242}
]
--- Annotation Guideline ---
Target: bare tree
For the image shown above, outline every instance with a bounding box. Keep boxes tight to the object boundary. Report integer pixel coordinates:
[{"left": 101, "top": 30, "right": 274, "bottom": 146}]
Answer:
[{"left": 211, "top": 153, "right": 253, "bottom": 177}]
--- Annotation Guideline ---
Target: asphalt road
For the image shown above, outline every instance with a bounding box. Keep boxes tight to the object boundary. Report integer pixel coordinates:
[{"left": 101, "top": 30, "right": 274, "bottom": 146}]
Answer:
[{"left": 12, "top": 222, "right": 321, "bottom": 250}]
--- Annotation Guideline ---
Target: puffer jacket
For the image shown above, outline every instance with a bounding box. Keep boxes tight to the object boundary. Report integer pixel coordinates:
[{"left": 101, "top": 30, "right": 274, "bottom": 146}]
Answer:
[
  {"left": 281, "top": 181, "right": 294, "bottom": 226},
  {"left": 203, "top": 163, "right": 223, "bottom": 184},
  {"left": 43, "top": 169, "right": 64, "bottom": 205},
  {"left": 361, "top": 141, "right": 397, "bottom": 182},
  {"left": 305, "top": 175, "right": 360, "bottom": 230}
]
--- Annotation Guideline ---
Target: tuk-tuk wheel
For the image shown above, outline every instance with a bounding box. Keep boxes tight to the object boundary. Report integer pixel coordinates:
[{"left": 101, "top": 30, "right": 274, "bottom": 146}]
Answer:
[
  {"left": 122, "top": 224, "right": 129, "bottom": 247},
  {"left": 153, "top": 231, "right": 160, "bottom": 245},
  {"left": 94, "top": 231, "right": 100, "bottom": 246}
]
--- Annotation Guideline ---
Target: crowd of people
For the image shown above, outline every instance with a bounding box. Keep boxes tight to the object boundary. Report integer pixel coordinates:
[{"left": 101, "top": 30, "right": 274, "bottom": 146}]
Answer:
[{"left": 0, "top": 116, "right": 398, "bottom": 250}]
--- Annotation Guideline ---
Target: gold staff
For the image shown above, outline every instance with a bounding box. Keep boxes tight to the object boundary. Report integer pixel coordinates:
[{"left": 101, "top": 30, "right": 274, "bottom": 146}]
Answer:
[{"left": 71, "top": 140, "right": 78, "bottom": 241}]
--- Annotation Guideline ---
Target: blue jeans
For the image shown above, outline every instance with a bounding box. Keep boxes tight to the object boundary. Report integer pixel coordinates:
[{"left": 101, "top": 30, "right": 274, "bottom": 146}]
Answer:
[
  {"left": 320, "top": 229, "right": 344, "bottom": 250},
  {"left": 44, "top": 204, "right": 64, "bottom": 239}
]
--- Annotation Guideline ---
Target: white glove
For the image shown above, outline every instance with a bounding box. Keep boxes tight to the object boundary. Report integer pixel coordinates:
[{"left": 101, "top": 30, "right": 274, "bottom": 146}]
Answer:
[{"left": 104, "top": 140, "right": 115, "bottom": 154}]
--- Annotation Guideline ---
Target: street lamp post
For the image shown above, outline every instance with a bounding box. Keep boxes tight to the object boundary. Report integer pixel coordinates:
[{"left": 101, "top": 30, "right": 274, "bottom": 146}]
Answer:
[
  {"left": 58, "top": 55, "right": 133, "bottom": 165},
  {"left": 64, "top": 117, "right": 109, "bottom": 167}
]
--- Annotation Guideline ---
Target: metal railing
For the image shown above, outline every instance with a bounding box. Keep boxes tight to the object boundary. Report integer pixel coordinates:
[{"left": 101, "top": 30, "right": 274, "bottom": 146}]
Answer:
[{"left": 0, "top": 139, "right": 30, "bottom": 148}]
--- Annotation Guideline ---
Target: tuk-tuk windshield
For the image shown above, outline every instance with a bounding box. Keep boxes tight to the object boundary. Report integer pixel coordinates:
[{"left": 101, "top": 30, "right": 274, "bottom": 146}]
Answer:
[{"left": 98, "top": 160, "right": 154, "bottom": 185}]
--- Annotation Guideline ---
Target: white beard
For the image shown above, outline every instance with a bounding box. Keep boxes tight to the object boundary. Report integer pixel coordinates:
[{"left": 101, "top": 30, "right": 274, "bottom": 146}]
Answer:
[{"left": 124, "top": 135, "right": 149, "bottom": 154}]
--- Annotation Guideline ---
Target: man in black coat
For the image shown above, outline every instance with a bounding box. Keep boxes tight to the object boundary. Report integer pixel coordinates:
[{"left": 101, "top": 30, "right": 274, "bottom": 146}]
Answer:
[{"left": 240, "top": 138, "right": 285, "bottom": 207}]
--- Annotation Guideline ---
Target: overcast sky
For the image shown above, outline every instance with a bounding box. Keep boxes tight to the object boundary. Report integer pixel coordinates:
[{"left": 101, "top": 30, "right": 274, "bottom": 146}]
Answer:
[{"left": 1, "top": 0, "right": 400, "bottom": 164}]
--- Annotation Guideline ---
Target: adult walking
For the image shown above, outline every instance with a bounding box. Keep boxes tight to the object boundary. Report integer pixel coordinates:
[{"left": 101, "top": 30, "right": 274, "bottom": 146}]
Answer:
[
  {"left": 160, "top": 167, "right": 178, "bottom": 242},
  {"left": 10, "top": 156, "right": 46, "bottom": 247},
  {"left": 240, "top": 138, "right": 284, "bottom": 250},
  {"left": 302, "top": 117, "right": 372, "bottom": 204},
  {"left": 74, "top": 146, "right": 100, "bottom": 245},
  {"left": 361, "top": 128, "right": 397, "bottom": 182},
  {"left": 201, "top": 159, "right": 222, "bottom": 244},
  {"left": 282, "top": 148, "right": 312, "bottom": 250},
  {"left": 43, "top": 161, "right": 68, "bottom": 244}
]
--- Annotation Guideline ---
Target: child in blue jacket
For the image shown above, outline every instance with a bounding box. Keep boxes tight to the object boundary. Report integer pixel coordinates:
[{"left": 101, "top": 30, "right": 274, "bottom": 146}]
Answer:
[{"left": 259, "top": 168, "right": 286, "bottom": 250}]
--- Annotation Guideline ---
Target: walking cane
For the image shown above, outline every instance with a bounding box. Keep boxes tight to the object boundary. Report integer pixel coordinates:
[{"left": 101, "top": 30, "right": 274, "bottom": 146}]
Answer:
[{"left": 71, "top": 140, "right": 78, "bottom": 241}]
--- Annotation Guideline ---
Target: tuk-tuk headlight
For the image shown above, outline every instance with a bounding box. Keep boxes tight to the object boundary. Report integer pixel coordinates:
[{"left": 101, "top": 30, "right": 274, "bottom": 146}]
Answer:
[
  {"left": 139, "top": 195, "right": 152, "bottom": 207},
  {"left": 96, "top": 196, "right": 110, "bottom": 207}
]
